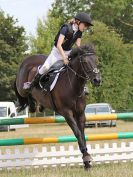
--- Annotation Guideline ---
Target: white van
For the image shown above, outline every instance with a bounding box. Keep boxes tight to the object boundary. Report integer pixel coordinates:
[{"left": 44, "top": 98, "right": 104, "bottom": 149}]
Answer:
[
  {"left": 0, "top": 102, "right": 29, "bottom": 131},
  {"left": 0, "top": 102, "right": 16, "bottom": 119}
]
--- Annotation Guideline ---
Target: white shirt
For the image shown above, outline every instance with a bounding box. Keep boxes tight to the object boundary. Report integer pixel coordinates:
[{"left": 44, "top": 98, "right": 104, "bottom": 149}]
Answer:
[{"left": 72, "top": 24, "right": 78, "bottom": 34}]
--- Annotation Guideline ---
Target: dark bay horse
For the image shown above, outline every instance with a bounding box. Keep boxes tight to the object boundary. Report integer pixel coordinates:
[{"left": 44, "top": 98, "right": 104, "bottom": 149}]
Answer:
[{"left": 14, "top": 44, "right": 101, "bottom": 169}]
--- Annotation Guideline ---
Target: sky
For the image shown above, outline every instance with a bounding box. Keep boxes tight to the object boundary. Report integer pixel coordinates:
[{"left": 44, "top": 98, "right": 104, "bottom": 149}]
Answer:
[{"left": 0, "top": 0, "right": 54, "bottom": 35}]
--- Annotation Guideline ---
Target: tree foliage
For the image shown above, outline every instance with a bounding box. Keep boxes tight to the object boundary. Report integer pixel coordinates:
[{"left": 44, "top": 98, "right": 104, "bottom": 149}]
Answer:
[
  {"left": 82, "top": 21, "right": 133, "bottom": 110},
  {"left": 51, "top": 0, "right": 133, "bottom": 43},
  {"left": 0, "top": 10, "right": 27, "bottom": 101},
  {"left": 30, "top": 13, "right": 62, "bottom": 54}
]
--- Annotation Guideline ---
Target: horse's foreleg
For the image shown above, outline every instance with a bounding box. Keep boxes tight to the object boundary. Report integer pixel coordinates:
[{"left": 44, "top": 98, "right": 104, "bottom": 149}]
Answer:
[
  {"left": 63, "top": 111, "right": 91, "bottom": 170},
  {"left": 76, "top": 113, "right": 92, "bottom": 170}
]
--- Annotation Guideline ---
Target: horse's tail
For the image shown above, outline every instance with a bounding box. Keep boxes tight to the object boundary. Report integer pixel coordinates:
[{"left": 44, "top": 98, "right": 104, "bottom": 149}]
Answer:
[{"left": 14, "top": 79, "right": 28, "bottom": 112}]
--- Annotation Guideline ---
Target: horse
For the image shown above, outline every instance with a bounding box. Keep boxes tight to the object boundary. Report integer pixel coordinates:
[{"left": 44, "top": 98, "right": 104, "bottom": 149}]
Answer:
[{"left": 14, "top": 44, "right": 101, "bottom": 170}]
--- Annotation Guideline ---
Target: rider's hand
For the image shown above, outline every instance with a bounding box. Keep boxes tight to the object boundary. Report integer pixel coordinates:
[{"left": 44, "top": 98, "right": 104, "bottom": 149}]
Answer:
[{"left": 63, "top": 57, "right": 69, "bottom": 65}]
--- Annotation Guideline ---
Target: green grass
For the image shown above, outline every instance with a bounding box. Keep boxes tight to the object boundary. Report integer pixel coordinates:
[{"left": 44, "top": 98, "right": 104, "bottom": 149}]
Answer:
[{"left": 1, "top": 163, "right": 133, "bottom": 177}]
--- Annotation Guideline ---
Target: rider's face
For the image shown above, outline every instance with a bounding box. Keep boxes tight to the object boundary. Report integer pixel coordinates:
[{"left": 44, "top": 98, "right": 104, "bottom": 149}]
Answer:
[{"left": 79, "top": 23, "right": 90, "bottom": 32}]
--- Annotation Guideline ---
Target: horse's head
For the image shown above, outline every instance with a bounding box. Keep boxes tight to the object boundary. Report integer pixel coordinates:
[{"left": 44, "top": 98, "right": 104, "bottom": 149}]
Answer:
[{"left": 69, "top": 44, "right": 101, "bottom": 86}]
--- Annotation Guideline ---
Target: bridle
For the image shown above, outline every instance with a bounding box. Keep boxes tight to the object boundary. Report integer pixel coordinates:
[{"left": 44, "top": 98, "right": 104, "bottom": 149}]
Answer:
[{"left": 67, "top": 52, "right": 99, "bottom": 81}]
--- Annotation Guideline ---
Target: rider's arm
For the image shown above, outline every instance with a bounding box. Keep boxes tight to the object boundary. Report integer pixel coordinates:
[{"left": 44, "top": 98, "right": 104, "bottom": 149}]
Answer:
[
  {"left": 57, "top": 34, "right": 69, "bottom": 64},
  {"left": 75, "top": 38, "right": 81, "bottom": 47}
]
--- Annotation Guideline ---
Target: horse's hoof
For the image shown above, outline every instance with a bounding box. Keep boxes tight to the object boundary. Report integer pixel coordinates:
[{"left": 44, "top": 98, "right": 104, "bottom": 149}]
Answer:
[
  {"left": 82, "top": 154, "right": 93, "bottom": 162},
  {"left": 29, "top": 108, "right": 36, "bottom": 113},
  {"left": 39, "top": 105, "right": 45, "bottom": 112},
  {"left": 84, "top": 161, "right": 92, "bottom": 170},
  {"left": 16, "top": 106, "right": 24, "bottom": 113},
  {"left": 82, "top": 154, "right": 92, "bottom": 170},
  {"left": 29, "top": 104, "right": 36, "bottom": 112}
]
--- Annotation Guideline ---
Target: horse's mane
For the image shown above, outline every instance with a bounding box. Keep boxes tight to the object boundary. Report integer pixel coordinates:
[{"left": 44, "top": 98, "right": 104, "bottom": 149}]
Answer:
[{"left": 69, "top": 43, "right": 95, "bottom": 59}]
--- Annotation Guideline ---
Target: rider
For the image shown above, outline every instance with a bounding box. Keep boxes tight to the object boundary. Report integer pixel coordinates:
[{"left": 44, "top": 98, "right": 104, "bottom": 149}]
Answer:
[{"left": 23, "top": 12, "right": 93, "bottom": 90}]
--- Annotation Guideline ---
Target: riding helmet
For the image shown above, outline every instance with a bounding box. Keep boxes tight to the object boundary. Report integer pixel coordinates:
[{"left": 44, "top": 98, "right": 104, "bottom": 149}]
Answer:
[{"left": 75, "top": 12, "right": 93, "bottom": 26}]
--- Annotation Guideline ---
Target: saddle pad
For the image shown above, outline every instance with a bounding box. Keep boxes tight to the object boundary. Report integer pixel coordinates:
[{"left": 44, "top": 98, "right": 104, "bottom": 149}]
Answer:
[{"left": 39, "top": 66, "right": 65, "bottom": 91}]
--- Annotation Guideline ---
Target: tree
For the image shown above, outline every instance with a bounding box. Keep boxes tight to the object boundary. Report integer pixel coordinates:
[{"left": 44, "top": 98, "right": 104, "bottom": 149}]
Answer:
[
  {"left": 113, "top": 2, "right": 133, "bottom": 43},
  {"left": 51, "top": 0, "right": 91, "bottom": 21},
  {"left": 51, "top": 0, "right": 133, "bottom": 43},
  {"left": 30, "top": 13, "right": 62, "bottom": 55},
  {"left": 83, "top": 21, "right": 133, "bottom": 110},
  {"left": 0, "top": 10, "right": 28, "bottom": 101}
]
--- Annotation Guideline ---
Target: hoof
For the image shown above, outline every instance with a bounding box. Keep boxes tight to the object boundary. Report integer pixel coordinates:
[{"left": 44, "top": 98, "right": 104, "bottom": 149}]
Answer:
[
  {"left": 16, "top": 106, "right": 25, "bottom": 113},
  {"left": 84, "top": 161, "right": 92, "bottom": 170},
  {"left": 82, "top": 154, "right": 92, "bottom": 170},
  {"left": 39, "top": 105, "right": 45, "bottom": 112},
  {"left": 29, "top": 107, "right": 36, "bottom": 113}
]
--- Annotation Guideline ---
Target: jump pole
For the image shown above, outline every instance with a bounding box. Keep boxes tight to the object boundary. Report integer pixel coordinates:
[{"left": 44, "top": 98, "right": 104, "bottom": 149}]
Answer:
[
  {"left": 0, "top": 112, "right": 133, "bottom": 125},
  {"left": 0, "top": 132, "right": 133, "bottom": 146}
]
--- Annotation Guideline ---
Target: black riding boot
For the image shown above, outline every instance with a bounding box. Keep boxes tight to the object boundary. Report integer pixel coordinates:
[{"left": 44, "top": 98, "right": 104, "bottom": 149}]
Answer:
[{"left": 30, "top": 73, "right": 42, "bottom": 88}]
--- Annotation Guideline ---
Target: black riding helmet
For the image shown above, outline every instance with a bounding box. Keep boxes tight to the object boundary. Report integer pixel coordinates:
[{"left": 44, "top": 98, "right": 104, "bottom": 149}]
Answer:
[{"left": 75, "top": 12, "right": 93, "bottom": 26}]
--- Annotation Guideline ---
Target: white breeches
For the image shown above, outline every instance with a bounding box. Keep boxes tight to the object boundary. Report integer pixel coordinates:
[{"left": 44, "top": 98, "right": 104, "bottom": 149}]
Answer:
[{"left": 39, "top": 46, "right": 71, "bottom": 75}]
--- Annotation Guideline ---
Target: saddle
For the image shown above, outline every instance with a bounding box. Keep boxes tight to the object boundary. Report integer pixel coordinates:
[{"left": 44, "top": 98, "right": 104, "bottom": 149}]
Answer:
[{"left": 39, "top": 61, "right": 66, "bottom": 92}]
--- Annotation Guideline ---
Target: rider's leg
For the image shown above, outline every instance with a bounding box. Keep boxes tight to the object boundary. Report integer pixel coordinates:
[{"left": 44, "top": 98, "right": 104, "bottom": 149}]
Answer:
[
  {"left": 23, "top": 46, "right": 71, "bottom": 90},
  {"left": 31, "top": 47, "right": 72, "bottom": 88},
  {"left": 29, "top": 54, "right": 55, "bottom": 88},
  {"left": 29, "top": 52, "right": 59, "bottom": 89}
]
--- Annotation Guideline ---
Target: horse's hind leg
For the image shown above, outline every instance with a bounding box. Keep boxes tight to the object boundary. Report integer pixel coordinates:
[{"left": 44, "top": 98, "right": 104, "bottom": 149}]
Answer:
[
  {"left": 14, "top": 79, "right": 28, "bottom": 112},
  {"left": 28, "top": 94, "right": 37, "bottom": 113},
  {"left": 28, "top": 67, "right": 37, "bottom": 82},
  {"left": 39, "top": 105, "right": 45, "bottom": 112}
]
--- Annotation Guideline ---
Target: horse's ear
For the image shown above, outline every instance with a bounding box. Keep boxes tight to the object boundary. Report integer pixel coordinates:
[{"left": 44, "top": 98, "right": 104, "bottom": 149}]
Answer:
[
  {"left": 77, "top": 47, "right": 84, "bottom": 55},
  {"left": 69, "top": 47, "right": 84, "bottom": 59},
  {"left": 69, "top": 48, "right": 79, "bottom": 58}
]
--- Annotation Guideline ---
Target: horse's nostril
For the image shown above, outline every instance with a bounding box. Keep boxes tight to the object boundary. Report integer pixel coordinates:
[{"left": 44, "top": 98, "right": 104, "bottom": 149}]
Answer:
[
  {"left": 93, "top": 78, "right": 101, "bottom": 85},
  {"left": 94, "top": 78, "right": 99, "bottom": 83}
]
